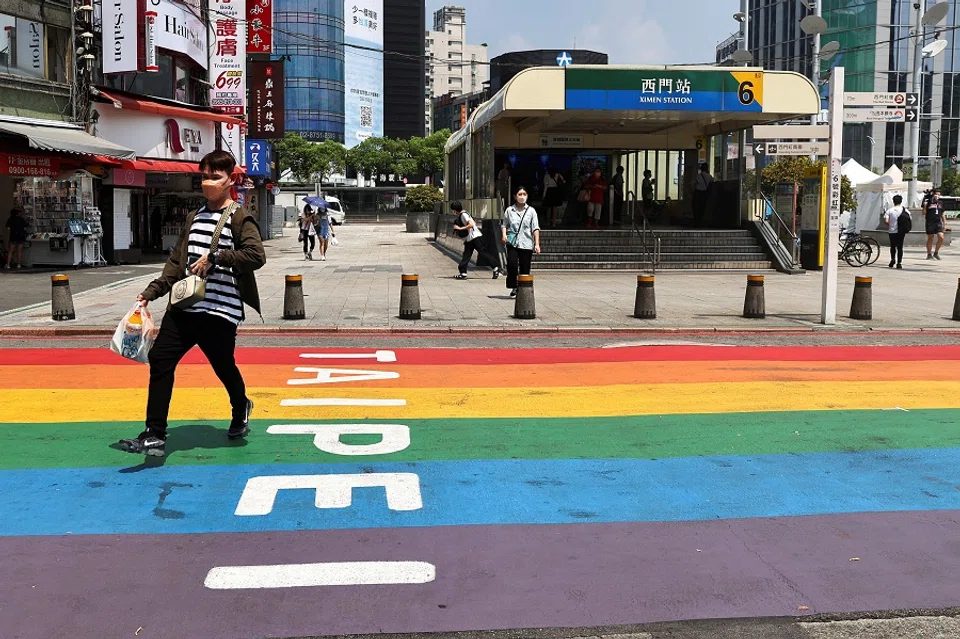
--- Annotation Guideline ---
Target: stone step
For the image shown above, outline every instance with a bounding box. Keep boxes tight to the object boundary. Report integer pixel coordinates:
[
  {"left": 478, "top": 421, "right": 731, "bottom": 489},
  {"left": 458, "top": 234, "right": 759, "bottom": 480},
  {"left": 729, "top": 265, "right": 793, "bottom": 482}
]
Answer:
[
  {"left": 541, "top": 231, "right": 755, "bottom": 240},
  {"left": 533, "top": 261, "right": 774, "bottom": 270},
  {"left": 535, "top": 252, "right": 770, "bottom": 263},
  {"left": 540, "top": 242, "right": 764, "bottom": 252}
]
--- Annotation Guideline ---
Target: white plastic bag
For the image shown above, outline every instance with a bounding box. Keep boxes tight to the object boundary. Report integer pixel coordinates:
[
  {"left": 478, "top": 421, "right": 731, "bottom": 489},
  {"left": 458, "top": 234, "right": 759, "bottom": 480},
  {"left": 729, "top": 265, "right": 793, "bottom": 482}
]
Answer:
[
  {"left": 330, "top": 236, "right": 340, "bottom": 247},
  {"left": 109, "top": 303, "right": 156, "bottom": 364}
]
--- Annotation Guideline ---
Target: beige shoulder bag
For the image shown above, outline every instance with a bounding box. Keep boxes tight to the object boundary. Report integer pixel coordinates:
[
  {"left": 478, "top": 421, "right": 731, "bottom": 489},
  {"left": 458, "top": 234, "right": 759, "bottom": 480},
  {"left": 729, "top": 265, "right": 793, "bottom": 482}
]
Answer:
[{"left": 169, "top": 203, "right": 237, "bottom": 309}]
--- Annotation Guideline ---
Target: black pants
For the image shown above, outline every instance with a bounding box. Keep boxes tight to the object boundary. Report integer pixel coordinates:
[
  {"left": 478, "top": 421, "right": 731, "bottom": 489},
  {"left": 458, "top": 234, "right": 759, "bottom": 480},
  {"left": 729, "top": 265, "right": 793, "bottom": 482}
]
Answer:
[
  {"left": 301, "top": 232, "right": 315, "bottom": 254},
  {"left": 693, "top": 191, "right": 708, "bottom": 226},
  {"left": 889, "top": 232, "right": 906, "bottom": 265},
  {"left": 506, "top": 245, "right": 533, "bottom": 289},
  {"left": 146, "top": 309, "right": 246, "bottom": 437},
  {"left": 459, "top": 238, "right": 500, "bottom": 274}
]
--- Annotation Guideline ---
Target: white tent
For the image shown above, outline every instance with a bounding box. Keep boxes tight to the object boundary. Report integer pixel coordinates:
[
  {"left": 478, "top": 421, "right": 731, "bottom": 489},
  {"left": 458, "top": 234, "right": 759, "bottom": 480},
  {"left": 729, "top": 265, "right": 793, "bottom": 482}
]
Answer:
[
  {"left": 852, "top": 165, "right": 932, "bottom": 231},
  {"left": 841, "top": 159, "right": 880, "bottom": 187}
]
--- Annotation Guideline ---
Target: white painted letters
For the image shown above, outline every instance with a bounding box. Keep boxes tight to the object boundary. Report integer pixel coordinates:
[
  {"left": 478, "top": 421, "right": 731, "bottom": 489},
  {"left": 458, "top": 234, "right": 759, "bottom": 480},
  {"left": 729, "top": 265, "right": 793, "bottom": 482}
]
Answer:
[
  {"left": 287, "top": 368, "right": 400, "bottom": 385},
  {"left": 281, "top": 398, "right": 407, "bottom": 407},
  {"left": 299, "top": 350, "right": 397, "bottom": 362},
  {"left": 267, "top": 424, "right": 411, "bottom": 456},
  {"left": 204, "top": 561, "right": 436, "bottom": 589},
  {"left": 235, "top": 473, "right": 423, "bottom": 516}
]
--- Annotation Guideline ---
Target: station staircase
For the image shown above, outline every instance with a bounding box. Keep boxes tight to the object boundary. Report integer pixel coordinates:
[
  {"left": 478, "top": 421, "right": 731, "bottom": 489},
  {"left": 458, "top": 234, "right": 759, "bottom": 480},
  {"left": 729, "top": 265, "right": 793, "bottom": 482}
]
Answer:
[{"left": 534, "top": 228, "right": 773, "bottom": 270}]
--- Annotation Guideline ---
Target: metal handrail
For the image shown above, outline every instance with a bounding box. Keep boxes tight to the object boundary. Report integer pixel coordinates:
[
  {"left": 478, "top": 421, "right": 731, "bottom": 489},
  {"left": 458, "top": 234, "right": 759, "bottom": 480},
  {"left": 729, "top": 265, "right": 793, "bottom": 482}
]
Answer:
[
  {"left": 758, "top": 191, "right": 799, "bottom": 267},
  {"left": 626, "top": 191, "right": 652, "bottom": 269}
]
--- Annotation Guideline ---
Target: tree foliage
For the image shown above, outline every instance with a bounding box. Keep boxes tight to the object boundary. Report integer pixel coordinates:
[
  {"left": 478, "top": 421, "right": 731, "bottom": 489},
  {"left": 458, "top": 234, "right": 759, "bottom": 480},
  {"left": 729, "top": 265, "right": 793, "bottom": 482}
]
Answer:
[
  {"left": 404, "top": 185, "right": 443, "bottom": 212},
  {"left": 274, "top": 134, "right": 346, "bottom": 184},
  {"left": 760, "top": 157, "right": 856, "bottom": 212}
]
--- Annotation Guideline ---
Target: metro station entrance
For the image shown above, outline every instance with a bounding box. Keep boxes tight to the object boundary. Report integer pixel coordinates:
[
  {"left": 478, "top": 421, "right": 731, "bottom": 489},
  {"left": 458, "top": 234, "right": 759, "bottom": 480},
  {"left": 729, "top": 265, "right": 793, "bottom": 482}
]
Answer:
[{"left": 441, "top": 65, "right": 820, "bottom": 270}]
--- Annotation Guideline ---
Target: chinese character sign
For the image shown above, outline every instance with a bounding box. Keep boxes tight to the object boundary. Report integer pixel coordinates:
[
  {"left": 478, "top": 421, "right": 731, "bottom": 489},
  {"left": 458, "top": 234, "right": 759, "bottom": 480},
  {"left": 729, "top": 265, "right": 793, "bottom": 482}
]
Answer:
[
  {"left": 209, "top": 0, "right": 246, "bottom": 116},
  {"left": 248, "top": 61, "right": 285, "bottom": 138},
  {"left": 245, "top": 139, "right": 272, "bottom": 176},
  {"left": 247, "top": 0, "right": 273, "bottom": 54}
]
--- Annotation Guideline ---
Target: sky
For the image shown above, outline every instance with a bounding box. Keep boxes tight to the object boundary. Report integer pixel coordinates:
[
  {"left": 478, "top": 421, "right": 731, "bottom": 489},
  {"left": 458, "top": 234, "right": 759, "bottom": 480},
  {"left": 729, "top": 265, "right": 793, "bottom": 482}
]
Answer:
[{"left": 425, "top": 0, "right": 741, "bottom": 66}]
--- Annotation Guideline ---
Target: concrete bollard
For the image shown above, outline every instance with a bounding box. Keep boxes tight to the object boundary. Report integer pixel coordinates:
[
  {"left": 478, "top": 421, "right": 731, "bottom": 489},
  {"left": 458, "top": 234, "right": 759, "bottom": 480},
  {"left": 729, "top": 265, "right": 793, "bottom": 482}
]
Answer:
[
  {"left": 850, "top": 276, "right": 873, "bottom": 321},
  {"left": 283, "top": 274, "right": 306, "bottom": 320},
  {"left": 399, "top": 274, "right": 421, "bottom": 320},
  {"left": 51, "top": 274, "right": 76, "bottom": 321},
  {"left": 514, "top": 274, "right": 536, "bottom": 319},
  {"left": 634, "top": 275, "right": 656, "bottom": 319},
  {"left": 743, "top": 275, "right": 766, "bottom": 319},
  {"left": 953, "top": 279, "right": 960, "bottom": 321}
]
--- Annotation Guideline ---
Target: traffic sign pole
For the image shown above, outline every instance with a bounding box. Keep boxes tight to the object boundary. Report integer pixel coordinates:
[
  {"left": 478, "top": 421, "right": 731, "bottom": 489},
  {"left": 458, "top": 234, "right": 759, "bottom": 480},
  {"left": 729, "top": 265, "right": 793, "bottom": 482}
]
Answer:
[{"left": 822, "top": 66, "right": 844, "bottom": 326}]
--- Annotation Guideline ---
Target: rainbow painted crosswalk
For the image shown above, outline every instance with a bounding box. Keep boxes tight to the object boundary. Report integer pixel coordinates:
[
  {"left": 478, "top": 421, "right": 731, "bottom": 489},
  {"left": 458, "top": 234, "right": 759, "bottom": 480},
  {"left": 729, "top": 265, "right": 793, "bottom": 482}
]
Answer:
[{"left": 1, "top": 345, "right": 960, "bottom": 639}]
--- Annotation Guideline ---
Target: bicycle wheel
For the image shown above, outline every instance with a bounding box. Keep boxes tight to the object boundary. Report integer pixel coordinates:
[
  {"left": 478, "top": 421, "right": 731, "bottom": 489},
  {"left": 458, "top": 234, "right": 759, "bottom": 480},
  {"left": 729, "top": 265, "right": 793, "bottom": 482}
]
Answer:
[
  {"left": 849, "top": 240, "right": 872, "bottom": 267},
  {"left": 861, "top": 236, "right": 881, "bottom": 265}
]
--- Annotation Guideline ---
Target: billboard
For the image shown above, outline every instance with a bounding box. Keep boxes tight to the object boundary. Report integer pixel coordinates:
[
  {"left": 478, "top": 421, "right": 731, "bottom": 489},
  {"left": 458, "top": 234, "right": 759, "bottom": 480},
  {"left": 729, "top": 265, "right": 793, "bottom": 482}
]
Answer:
[
  {"left": 343, "top": 0, "right": 383, "bottom": 148},
  {"left": 147, "top": 0, "right": 207, "bottom": 70},
  {"left": 209, "top": 0, "right": 246, "bottom": 115},
  {"left": 102, "top": 0, "right": 139, "bottom": 73},
  {"left": 248, "top": 60, "right": 285, "bottom": 138}
]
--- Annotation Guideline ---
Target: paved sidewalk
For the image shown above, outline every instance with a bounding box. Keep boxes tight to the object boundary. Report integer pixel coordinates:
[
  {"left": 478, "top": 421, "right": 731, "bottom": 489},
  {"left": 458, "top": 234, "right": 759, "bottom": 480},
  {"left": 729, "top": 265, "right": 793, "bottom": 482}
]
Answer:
[{"left": 2, "top": 223, "right": 960, "bottom": 330}]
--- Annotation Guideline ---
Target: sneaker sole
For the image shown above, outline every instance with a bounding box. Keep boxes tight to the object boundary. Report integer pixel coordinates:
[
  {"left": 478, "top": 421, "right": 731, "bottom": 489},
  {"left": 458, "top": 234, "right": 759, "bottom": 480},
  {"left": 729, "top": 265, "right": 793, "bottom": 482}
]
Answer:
[
  {"left": 228, "top": 400, "right": 254, "bottom": 440},
  {"left": 228, "top": 427, "right": 250, "bottom": 440}
]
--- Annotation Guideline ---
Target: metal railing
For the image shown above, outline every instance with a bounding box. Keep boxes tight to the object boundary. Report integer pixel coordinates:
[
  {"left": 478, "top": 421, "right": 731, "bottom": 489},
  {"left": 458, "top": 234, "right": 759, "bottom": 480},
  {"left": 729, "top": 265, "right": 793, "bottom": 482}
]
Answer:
[
  {"left": 627, "top": 190, "right": 660, "bottom": 273},
  {"left": 757, "top": 192, "right": 799, "bottom": 268}
]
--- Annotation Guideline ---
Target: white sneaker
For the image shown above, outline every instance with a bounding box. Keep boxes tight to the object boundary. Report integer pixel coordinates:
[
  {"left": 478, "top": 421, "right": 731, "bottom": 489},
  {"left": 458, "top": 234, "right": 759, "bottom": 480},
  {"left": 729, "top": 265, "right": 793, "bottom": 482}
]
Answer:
[{"left": 321, "top": 255, "right": 326, "bottom": 261}]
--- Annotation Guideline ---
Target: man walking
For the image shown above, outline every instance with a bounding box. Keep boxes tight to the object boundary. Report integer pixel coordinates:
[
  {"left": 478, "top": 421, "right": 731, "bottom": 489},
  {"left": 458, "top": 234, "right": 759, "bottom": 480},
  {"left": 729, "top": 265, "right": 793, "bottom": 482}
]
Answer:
[
  {"left": 883, "top": 194, "right": 909, "bottom": 269},
  {"left": 924, "top": 188, "right": 946, "bottom": 260},
  {"left": 119, "top": 150, "right": 266, "bottom": 457},
  {"left": 451, "top": 201, "right": 500, "bottom": 280},
  {"left": 693, "top": 163, "right": 713, "bottom": 227}
]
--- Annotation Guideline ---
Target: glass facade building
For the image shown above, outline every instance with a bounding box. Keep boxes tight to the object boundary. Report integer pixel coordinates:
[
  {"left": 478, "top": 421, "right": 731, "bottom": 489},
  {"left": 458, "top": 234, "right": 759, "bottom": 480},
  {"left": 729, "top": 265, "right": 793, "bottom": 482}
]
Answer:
[{"left": 275, "top": 0, "right": 345, "bottom": 142}]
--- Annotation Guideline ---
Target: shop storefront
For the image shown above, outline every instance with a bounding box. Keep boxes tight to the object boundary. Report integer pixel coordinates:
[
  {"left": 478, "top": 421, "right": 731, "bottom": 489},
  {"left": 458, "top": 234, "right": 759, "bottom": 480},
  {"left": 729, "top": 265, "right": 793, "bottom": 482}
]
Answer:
[{"left": 0, "top": 116, "right": 135, "bottom": 267}]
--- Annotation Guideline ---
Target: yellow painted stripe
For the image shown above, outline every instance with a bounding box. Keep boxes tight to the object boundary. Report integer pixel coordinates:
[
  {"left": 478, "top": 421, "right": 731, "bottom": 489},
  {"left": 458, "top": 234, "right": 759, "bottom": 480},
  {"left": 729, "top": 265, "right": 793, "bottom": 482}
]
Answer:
[{"left": 3, "top": 381, "right": 959, "bottom": 422}]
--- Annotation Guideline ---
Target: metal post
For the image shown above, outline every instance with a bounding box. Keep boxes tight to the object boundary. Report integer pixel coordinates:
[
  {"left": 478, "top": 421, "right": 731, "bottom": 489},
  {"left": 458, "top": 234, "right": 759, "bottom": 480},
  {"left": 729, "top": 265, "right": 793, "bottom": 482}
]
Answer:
[
  {"left": 810, "top": 0, "right": 822, "bottom": 158},
  {"left": 821, "top": 66, "right": 844, "bottom": 325},
  {"left": 907, "top": 1, "right": 924, "bottom": 206},
  {"left": 740, "top": 0, "right": 750, "bottom": 66}
]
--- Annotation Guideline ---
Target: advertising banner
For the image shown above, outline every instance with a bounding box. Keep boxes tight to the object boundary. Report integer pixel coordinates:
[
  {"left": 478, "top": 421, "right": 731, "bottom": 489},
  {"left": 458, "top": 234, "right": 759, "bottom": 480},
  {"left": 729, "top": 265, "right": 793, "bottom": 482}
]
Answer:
[
  {"left": 209, "top": 0, "right": 246, "bottom": 115},
  {"left": 248, "top": 61, "right": 284, "bottom": 138},
  {"left": 220, "top": 121, "right": 245, "bottom": 166},
  {"left": 102, "top": 0, "right": 139, "bottom": 74},
  {"left": 343, "top": 0, "right": 384, "bottom": 148},
  {"left": 15, "top": 20, "right": 45, "bottom": 79},
  {"left": 0, "top": 154, "right": 60, "bottom": 178},
  {"left": 245, "top": 140, "right": 272, "bottom": 177},
  {"left": 247, "top": 0, "right": 273, "bottom": 54},
  {"left": 147, "top": 0, "right": 207, "bottom": 70}
]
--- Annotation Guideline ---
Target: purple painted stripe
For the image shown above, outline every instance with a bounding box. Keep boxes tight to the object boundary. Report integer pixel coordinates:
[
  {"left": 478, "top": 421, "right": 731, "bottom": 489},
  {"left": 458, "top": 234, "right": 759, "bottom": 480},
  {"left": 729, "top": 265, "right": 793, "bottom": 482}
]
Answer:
[{"left": 3, "top": 512, "right": 960, "bottom": 639}]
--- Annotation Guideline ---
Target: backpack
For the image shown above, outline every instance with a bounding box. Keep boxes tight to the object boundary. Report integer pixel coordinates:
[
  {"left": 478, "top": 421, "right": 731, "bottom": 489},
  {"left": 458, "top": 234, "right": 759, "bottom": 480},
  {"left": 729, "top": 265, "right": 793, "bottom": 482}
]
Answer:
[
  {"left": 897, "top": 207, "right": 912, "bottom": 234},
  {"left": 455, "top": 212, "right": 470, "bottom": 238}
]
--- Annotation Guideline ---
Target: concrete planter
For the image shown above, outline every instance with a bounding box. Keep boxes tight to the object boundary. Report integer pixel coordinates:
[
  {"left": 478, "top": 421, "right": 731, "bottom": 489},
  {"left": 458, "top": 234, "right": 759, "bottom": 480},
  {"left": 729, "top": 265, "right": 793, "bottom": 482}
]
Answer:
[
  {"left": 405, "top": 211, "right": 432, "bottom": 233},
  {"left": 862, "top": 229, "right": 953, "bottom": 248}
]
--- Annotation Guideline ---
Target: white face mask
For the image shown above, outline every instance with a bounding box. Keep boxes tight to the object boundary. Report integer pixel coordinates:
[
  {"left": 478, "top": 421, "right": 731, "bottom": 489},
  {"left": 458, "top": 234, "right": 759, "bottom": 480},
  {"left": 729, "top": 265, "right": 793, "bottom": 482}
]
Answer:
[{"left": 516, "top": 195, "right": 527, "bottom": 205}]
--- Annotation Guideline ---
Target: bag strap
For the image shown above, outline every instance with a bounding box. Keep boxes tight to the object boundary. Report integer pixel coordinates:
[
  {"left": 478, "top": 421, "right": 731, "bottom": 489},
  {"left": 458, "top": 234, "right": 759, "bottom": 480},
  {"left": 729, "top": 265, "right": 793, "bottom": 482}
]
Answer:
[{"left": 209, "top": 202, "right": 238, "bottom": 257}]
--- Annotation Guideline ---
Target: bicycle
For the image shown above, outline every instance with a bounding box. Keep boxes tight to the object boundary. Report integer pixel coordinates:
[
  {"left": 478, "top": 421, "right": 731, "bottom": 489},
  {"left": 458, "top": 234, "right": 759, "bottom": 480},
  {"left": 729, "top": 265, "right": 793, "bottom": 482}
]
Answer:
[{"left": 838, "top": 230, "right": 872, "bottom": 267}]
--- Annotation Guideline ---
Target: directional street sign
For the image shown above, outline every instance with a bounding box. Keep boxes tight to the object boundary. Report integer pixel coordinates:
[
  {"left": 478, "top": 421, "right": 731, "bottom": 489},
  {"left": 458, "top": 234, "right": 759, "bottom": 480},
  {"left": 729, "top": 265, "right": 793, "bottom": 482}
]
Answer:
[
  {"left": 753, "top": 124, "right": 830, "bottom": 140},
  {"left": 843, "top": 108, "right": 918, "bottom": 123},
  {"left": 844, "top": 92, "right": 918, "bottom": 107},
  {"left": 756, "top": 142, "right": 830, "bottom": 156}
]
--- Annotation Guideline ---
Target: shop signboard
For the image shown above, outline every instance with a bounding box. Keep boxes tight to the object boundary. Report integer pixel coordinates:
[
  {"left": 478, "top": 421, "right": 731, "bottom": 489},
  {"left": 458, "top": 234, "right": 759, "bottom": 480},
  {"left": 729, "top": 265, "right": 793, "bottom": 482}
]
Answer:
[
  {"left": 248, "top": 60, "right": 284, "bottom": 138},
  {"left": 15, "top": 20, "right": 45, "bottom": 79},
  {"left": 209, "top": 0, "right": 246, "bottom": 115},
  {"left": 0, "top": 154, "right": 60, "bottom": 177},
  {"left": 102, "top": 0, "right": 139, "bottom": 73},
  {"left": 94, "top": 107, "right": 216, "bottom": 161},
  {"left": 245, "top": 140, "right": 272, "bottom": 176},
  {"left": 147, "top": 0, "right": 208, "bottom": 70},
  {"left": 343, "top": 0, "right": 384, "bottom": 148},
  {"left": 220, "top": 121, "right": 245, "bottom": 166},
  {"left": 144, "top": 8, "right": 159, "bottom": 72},
  {"left": 565, "top": 68, "right": 764, "bottom": 113},
  {"left": 247, "top": 0, "right": 273, "bottom": 54},
  {"left": 104, "top": 168, "right": 147, "bottom": 188}
]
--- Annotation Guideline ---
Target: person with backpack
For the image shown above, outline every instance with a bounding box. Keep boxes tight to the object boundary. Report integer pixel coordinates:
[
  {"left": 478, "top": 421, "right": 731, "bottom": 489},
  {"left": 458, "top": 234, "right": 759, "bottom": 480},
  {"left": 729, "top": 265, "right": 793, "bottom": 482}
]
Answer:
[
  {"left": 451, "top": 201, "right": 500, "bottom": 280},
  {"left": 883, "top": 194, "right": 910, "bottom": 269}
]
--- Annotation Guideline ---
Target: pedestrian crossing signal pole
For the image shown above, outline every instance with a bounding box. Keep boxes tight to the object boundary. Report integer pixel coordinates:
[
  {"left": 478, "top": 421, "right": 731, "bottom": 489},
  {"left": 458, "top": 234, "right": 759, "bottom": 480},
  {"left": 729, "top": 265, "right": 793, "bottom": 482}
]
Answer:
[{"left": 821, "top": 66, "right": 844, "bottom": 325}]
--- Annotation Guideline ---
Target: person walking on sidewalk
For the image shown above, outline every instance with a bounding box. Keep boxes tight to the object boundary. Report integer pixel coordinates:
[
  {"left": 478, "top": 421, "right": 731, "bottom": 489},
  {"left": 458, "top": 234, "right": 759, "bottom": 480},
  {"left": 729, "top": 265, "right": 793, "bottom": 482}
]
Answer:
[
  {"left": 584, "top": 168, "right": 607, "bottom": 229},
  {"left": 883, "top": 194, "right": 910, "bottom": 269},
  {"left": 501, "top": 186, "right": 541, "bottom": 298},
  {"left": 4, "top": 207, "right": 27, "bottom": 269},
  {"left": 119, "top": 150, "right": 266, "bottom": 457},
  {"left": 693, "top": 163, "right": 714, "bottom": 227},
  {"left": 299, "top": 204, "right": 317, "bottom": 260},
  {"left": 315, "top": 203, "right": 334, "bottom": 262},
  {"left": 452, "top": 201, "right": 500, "bottom": 280},
  {"left": 924, "top": 188, "right": 946, "bottom": 260}
]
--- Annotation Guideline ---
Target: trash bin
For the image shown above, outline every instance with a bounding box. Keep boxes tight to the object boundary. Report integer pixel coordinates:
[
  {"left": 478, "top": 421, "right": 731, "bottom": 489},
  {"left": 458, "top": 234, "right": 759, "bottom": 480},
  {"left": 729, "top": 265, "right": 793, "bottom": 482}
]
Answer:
[{"left": 800, "top": 229, "right": 822, "bottom": 271}]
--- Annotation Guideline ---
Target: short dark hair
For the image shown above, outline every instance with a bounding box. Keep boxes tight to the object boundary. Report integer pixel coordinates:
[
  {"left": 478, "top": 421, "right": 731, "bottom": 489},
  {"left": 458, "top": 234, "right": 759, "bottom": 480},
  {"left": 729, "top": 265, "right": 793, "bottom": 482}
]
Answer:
[
  {"left": 450, "top": 201, "right": 463, "bottom": 212},
  {"left": 893, "top": 195, "right": 903, "bottom": 205},
  {"left": 514, "top": 185, "right": 528, "bottom": 196},
  {"left": 644, "top": 169, "right": 652, "bottom": 177},
  {"left": 199, "top": 150, "right": 237, "bottom": 176}
]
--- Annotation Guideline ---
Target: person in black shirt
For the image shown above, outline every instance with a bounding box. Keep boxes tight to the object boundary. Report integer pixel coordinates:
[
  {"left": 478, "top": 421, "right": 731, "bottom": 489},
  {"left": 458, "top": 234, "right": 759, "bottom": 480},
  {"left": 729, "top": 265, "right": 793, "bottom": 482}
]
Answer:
[
  {"left": 924, "top": 188, "right": 946, "bottom": 260},
  {"left": 4, "top": 207, "right": 28, "bottom": 269}
]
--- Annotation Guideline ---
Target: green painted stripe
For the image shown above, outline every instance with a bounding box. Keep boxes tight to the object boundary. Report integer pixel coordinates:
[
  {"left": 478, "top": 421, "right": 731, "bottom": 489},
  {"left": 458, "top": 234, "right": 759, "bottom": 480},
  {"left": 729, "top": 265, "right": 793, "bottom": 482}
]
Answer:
[
  {"left": 565, "top": 68, "right": 729, "bottom": 92},
  {"left": 2, "top": 409, "right": 959, "bottom": 470}
]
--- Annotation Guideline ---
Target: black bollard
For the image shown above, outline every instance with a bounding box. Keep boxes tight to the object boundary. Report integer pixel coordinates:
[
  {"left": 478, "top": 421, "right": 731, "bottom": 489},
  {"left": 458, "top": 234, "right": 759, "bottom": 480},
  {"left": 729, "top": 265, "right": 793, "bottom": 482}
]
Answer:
[
  {"left": 51, "top": 274, "right": 76, "bottom": 321},
  {"left": 850, "top": 276, "right": 872, "bottom": 321},
  {"left": 283, "top": 274, "right": 306, "bottom": 320},
  {"left": 399, "top": 274, "right": 421, "bottom": 320},
  {"left": 953, "top": 279, "right": 960, "bottom": 322},
  {"left": 514, "top": 274, "right": 536, "bottom": 319},
  {"left": 743, "top": 275, "right": 765, "bottom": 319},
  {"left": 634, "top": 275, "right": 656, "bottom": 319}
]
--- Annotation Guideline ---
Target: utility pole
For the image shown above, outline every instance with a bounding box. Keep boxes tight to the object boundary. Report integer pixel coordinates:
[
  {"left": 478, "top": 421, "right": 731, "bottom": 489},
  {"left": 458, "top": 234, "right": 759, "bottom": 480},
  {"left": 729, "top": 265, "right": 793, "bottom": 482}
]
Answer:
[{"left": 907, "top": 1, "right": 924, "bottom": 207}]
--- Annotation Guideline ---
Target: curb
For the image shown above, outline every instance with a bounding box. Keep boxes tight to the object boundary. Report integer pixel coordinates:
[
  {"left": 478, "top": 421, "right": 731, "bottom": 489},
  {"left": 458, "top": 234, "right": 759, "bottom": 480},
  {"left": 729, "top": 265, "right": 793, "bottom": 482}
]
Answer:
[{"left": 3, "top": 325, "right": 960, "bottom": 338}]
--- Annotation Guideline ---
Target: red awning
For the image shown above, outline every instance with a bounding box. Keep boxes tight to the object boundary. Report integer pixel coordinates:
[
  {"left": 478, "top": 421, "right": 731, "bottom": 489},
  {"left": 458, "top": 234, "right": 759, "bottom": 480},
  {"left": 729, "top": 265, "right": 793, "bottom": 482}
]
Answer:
[
  {"left": 95, "top": 89, "right": 245, "bottom": 127},
  {"left": 89, "top": 156, "right": 199, "bottom": 173}
]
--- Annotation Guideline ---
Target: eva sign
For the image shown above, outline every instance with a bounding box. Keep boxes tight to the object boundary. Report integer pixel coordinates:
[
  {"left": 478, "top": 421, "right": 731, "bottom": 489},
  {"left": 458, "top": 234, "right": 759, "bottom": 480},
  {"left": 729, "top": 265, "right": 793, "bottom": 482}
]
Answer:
[
  {"left": 94, "top": 107, "right": 215, "bottom": 161},
  {"left": 209, "top": 0, "right": 246, "bottom": 115},
  {"left": 102, "top": 0, "right": 139, "bottom": 73}
]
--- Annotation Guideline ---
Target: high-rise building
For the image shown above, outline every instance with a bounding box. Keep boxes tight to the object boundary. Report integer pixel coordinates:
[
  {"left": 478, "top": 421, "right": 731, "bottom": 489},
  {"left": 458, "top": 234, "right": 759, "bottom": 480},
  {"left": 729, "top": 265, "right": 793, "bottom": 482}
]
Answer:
[
  {"left": 726, "top": 0, "right": 959, "bottom": 172},
  {"left": 424, "top": 6, "right": 488, "bottom": 134},
  {"left": 384, "top": 0, "right": 426, "bottom": 139}
]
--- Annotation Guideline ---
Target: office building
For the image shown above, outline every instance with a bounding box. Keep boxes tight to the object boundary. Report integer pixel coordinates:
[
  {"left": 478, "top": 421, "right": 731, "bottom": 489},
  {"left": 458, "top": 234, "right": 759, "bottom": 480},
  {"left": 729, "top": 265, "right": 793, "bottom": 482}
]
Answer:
[
  {"left": 424, "top": 6, "right": 488, "bottom": 134},
  {"left": 488, "top": 49, "right": 608, "bottom": 94},
  {"left": 384, "top": 0, "right": 426, "bottom": 139},
  {"left": 432, "top": 89, "right": 486, "bottom": 133}
]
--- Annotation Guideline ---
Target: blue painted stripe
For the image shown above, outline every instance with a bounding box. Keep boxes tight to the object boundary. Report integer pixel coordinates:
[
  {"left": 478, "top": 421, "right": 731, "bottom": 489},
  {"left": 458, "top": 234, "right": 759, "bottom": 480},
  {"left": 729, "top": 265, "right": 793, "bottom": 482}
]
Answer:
[{"left": 2, "top": 449, "right": 959, "bottom": 536}]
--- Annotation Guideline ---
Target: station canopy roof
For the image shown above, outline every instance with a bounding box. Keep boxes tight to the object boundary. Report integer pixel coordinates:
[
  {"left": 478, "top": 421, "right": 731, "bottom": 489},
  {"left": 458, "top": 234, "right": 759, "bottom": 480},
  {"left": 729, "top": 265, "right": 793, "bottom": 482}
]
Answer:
[{"left": 447, "top": 65, "right": 821, "bottom": 151}]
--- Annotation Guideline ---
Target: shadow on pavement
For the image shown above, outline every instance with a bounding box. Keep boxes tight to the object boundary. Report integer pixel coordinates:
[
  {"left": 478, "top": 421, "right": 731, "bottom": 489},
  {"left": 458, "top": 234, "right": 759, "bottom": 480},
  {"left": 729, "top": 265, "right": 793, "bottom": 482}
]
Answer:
[{"left": 110, "top": 424, "right": 248, "bottom": 472}]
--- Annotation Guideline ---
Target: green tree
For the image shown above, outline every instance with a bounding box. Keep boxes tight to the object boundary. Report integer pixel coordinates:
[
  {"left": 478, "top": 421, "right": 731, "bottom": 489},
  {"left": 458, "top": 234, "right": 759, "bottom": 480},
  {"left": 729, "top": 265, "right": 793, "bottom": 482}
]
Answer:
[
  {"left": 761, "top": 157, "right": 856, "bottom": 212},
  {"left": 404, "top": 184, "right": 443, "bottom": 212},
  {"left": 274, "top": 134, "right": 345, "bottom": 184},
  {"left": 346, "top": 137, "right": 395, "bottom": 180},
  {"left": 408, "top": 129, "right": 449, "bottom": 178},
  {"left": 940, "top": 169, "right": 960, "bottom": 196}
]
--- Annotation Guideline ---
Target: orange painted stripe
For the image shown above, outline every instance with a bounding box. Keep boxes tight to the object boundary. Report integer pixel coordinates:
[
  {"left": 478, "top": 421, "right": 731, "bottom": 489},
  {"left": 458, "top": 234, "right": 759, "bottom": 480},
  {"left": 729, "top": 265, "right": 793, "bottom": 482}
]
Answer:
[{"left": 2, "top": 360, "right": 958, "bottom": 390}]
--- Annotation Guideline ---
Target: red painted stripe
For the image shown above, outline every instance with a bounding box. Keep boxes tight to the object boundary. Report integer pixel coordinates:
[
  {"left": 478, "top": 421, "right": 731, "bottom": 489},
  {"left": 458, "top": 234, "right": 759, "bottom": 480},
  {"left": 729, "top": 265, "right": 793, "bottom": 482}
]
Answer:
[{"left": 5, "top": 345, "right": 960, "bottom": 366}]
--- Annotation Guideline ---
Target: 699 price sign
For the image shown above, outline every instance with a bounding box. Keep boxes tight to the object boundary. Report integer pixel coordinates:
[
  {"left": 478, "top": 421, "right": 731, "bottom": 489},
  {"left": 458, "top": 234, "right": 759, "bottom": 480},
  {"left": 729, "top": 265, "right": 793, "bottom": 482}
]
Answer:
[{"left": 209, "top": 0, "right": 246, "bottom": 115}]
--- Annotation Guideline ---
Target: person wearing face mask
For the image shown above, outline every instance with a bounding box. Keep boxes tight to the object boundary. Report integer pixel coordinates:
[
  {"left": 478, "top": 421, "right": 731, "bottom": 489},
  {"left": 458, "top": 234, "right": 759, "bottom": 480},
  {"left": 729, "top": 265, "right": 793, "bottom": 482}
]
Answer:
[
  {"left": 501, "top": 186, "right": 541, "bottom": 298},
  {"left": 923, "top": 188, "right": 946, "bottom": 260},
  {"left": 119, "top": 150, "right": 266, "bottom": 458}
]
